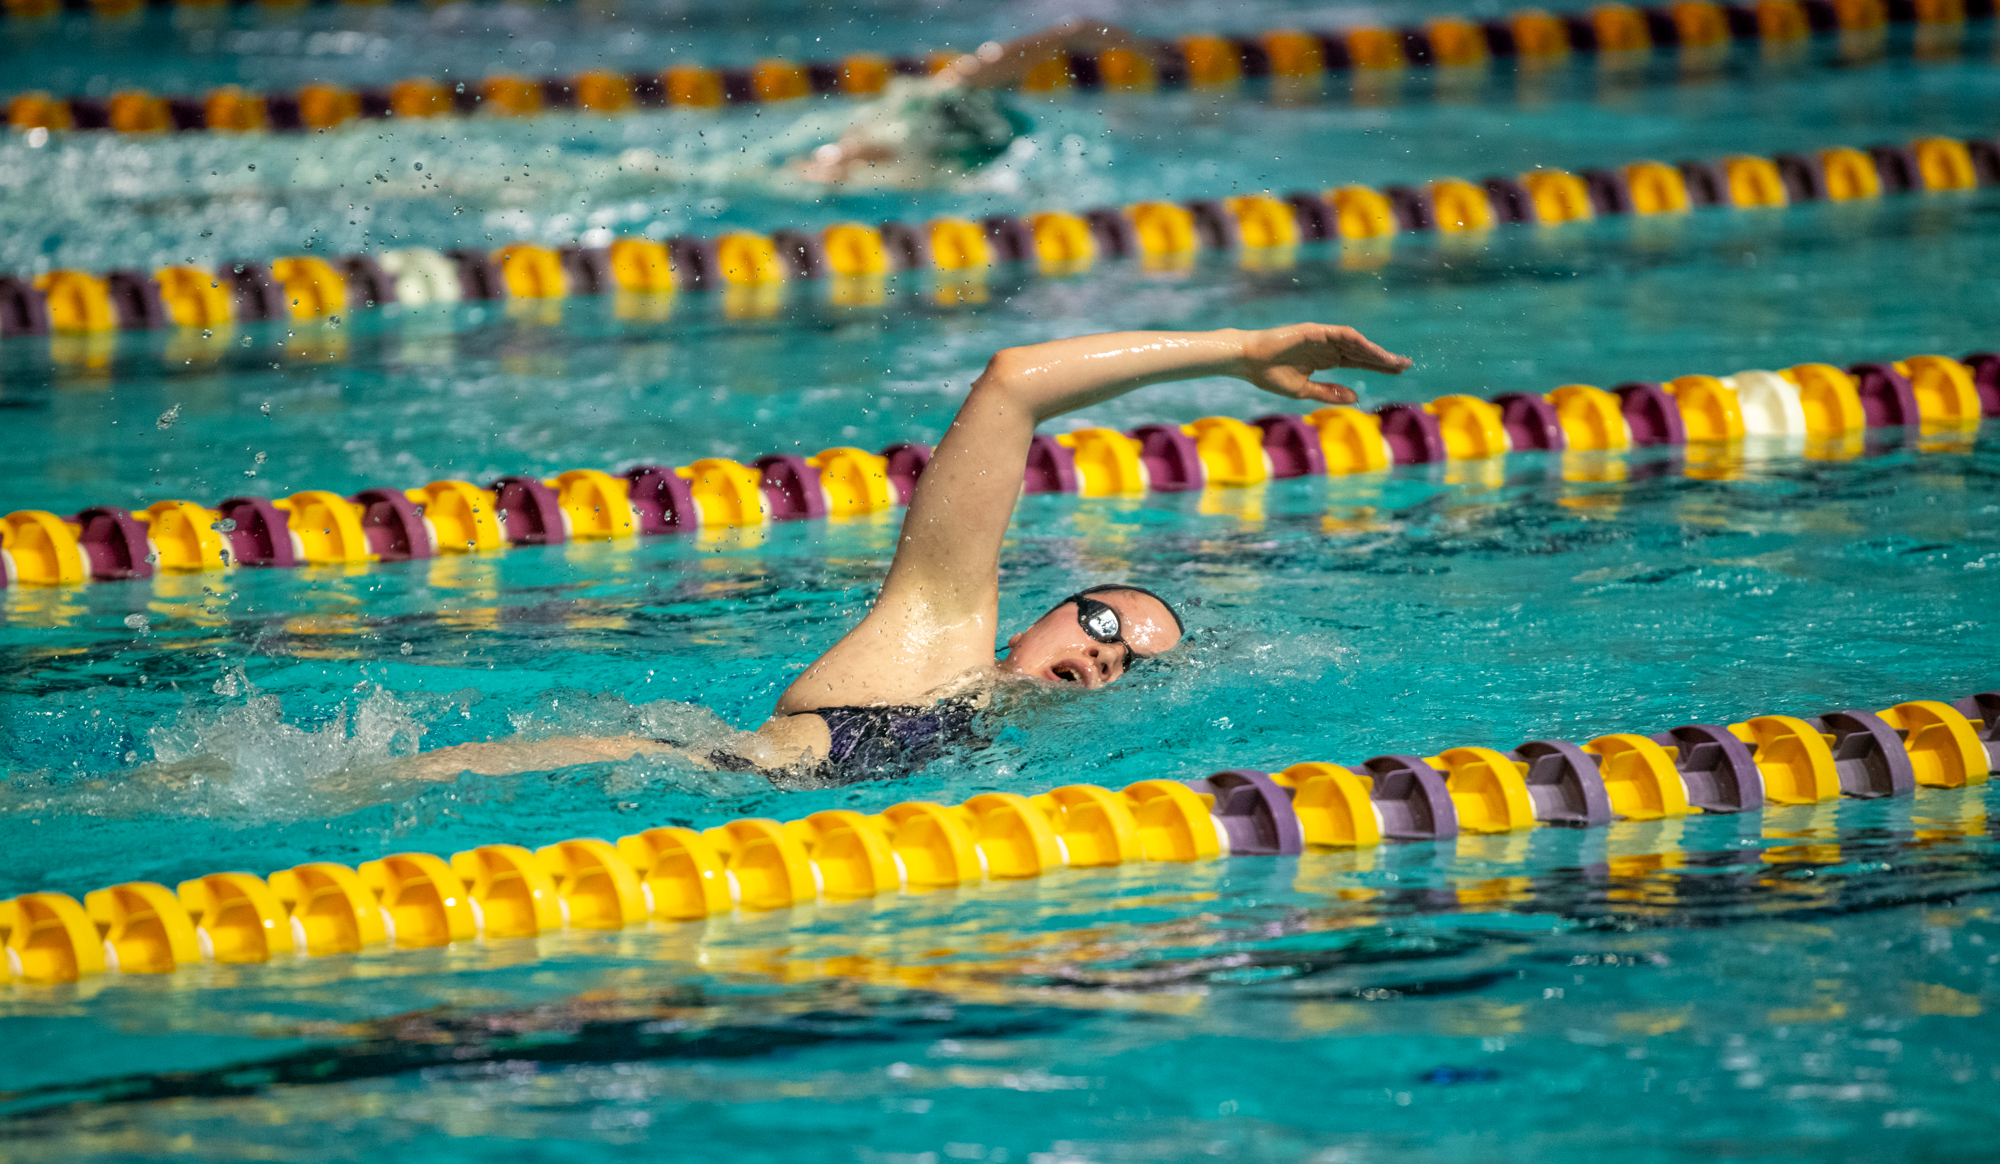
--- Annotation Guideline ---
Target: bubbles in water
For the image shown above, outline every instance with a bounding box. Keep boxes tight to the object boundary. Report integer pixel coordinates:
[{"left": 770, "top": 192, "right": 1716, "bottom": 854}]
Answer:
[
  {"left": 5, "top": 675, "right": 456, "bottom": 824},
  {"left": 123, "top": 613, "right": 150, "bottom": 634},
  {"left": 155, "top": 404, "right": 181, "bottom": 430},
  {"left": 1, "top": 667, "right": 783, "bottom": 829},
  {"left": 400, "top": 642, "right": 414, "bottom": 655}
]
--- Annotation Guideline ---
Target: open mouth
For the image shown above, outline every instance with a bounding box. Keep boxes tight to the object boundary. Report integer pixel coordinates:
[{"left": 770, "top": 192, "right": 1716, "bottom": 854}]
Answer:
[{"left": 1049, "top": 661, "right": 1087, "bottom": 684}]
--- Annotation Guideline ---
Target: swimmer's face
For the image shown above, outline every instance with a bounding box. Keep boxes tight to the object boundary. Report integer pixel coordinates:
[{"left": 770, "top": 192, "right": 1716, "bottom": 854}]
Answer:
[{"left": 997, "top": 589, "right": 1181, "bottom": 690}]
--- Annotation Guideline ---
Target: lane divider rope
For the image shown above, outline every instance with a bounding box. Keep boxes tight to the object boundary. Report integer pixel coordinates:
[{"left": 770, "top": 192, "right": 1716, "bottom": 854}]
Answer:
[
  {"left": 3, "top": 130, "right": 1995, "bottom": 348},
  {"left": 1, "top": 349, "right": 1994, "bottom": 589},
  {"left": 3, "top": 690, "right": 1994, "bottom": 984},
  {"left": 4, "top": 0, "right": 1988, "bottom": 125}
]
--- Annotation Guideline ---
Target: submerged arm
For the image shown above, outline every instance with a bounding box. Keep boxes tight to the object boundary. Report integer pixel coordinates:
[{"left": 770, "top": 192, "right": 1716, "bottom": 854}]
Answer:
[
  {"left": 401, "top": 735, "right": 676, "bottom": 780},
  {"left": 398, "top": 729, "right": 816, "bottom": 781},
  {"left": 774, "top": 324, "right": 1410, "bottom": 713}
]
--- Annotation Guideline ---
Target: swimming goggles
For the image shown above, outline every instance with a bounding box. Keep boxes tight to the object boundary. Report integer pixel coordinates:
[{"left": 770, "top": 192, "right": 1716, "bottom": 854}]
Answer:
[{"left": 1067, "top": 594, "right": 1144, "bottom": 668}]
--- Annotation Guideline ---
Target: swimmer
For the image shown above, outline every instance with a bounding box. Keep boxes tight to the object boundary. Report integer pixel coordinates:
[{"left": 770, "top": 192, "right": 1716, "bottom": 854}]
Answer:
[
  {"left": 413, "top": 323, "right": 1411, "bottom": 784},
  {"left": 787, "top": 21, "right": 1152, "bottom": 188}
]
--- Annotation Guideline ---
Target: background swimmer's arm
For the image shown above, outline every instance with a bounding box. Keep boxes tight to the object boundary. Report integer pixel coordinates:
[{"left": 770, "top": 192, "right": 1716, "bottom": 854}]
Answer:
[
  {"left": 774, "top": 324, "right": 1410, "bottom": 712},
  {"left": 801, "top": 22, "right": 1144, "bottom": 186},
  {"left": 943, "top": 21, "right": 1152, "bottom": 90}
]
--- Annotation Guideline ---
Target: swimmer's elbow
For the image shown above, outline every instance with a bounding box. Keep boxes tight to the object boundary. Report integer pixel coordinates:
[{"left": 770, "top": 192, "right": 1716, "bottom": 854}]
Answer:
[
  {"left": 975, "top": 346, "right": 1034, "bottom": 393},
  {"left": 969, "top": 349, "right": 1044, "bottom": 420}
]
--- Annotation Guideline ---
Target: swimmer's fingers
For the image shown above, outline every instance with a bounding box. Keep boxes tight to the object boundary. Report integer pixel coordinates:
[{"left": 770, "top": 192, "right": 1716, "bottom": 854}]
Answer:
[
  {"left": 1254, "top": 363, "right": 1360, "bottom": 405},
  {"left": 1301, "top": 324, "right": 1413, "bottom": 374},
  {"left": 1248, "top": 323, "right": 1412, "bottom": 376},
  {"left": 1334, "top": 333, "right": 1412, "bottom": 375},
  {"left": 1240, "top": 324, "right": 1405, "bottom": 403}
]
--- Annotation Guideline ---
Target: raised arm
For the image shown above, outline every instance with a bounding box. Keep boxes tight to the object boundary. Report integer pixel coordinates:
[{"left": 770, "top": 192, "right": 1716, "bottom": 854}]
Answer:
[{"left": 773, "top": 324, "right": 1410, "bottom": 713}]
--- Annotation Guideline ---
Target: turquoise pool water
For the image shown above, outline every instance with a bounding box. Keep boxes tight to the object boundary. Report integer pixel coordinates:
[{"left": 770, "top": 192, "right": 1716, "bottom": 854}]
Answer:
[
  {"left": 4, "top": 437, "right": 1999, "bottom": 1160},
  {"left": 4, "top": 192, "right": 1998, "bottom": 517},
  {"left": 3, "top": 13, "right": 1998, "bottom": 277},
  {"left": 5, "top": 5, "right": 2000, "bottom": 1161}
]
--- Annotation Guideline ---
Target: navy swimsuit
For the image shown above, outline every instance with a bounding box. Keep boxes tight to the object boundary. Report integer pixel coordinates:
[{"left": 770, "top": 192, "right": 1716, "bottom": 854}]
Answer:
[
  {"left": 701, "top": 697, "right": 983, "bottom": 786},
  {"left": 799, "top": 698, "right": 982, "bottom": 784}
]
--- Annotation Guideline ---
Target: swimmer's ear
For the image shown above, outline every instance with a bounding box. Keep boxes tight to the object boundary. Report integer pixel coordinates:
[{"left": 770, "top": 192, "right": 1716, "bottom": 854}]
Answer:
[{"left": 1006, "top": 632, "right": 1023, "bottom": 650}]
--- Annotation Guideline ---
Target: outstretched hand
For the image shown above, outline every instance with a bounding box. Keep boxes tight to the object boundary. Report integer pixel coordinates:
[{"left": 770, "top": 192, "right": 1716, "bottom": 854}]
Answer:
[{"left": 1237, "top": 323, "right": 1413, "bottom": 405}]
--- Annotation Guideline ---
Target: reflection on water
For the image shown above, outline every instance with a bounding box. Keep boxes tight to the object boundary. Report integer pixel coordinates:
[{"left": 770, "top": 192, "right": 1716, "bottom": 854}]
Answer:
[
  {"left": 4, "top": 8, "right": 1999, "bottom": 1160},
  {"left": 2, "top": 434, "right": 1995, "bottom": 1164},
  {"left": 4, "top": 786, "right": 2000, "bottom": 1161}
]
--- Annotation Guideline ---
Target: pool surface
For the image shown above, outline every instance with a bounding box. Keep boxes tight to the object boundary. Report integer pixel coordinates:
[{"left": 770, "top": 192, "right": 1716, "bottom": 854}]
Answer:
[{"left": 4, "top": 2, "right": 2000, "bottom": 1161}]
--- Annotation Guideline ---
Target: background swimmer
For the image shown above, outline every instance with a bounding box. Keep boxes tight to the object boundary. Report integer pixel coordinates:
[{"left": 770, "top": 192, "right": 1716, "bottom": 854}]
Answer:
[
  {"left": 788, "top": 21, "right": 1150, "bottom": 188},
  {"left": 413, "top": 322, "right": 1411, "bottom": 784}
]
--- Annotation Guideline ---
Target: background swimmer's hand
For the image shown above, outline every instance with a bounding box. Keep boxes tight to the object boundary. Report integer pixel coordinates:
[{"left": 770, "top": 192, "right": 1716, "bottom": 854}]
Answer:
[{"left": 1237, "top": 323, "right": 1413, "bottom": 405}]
